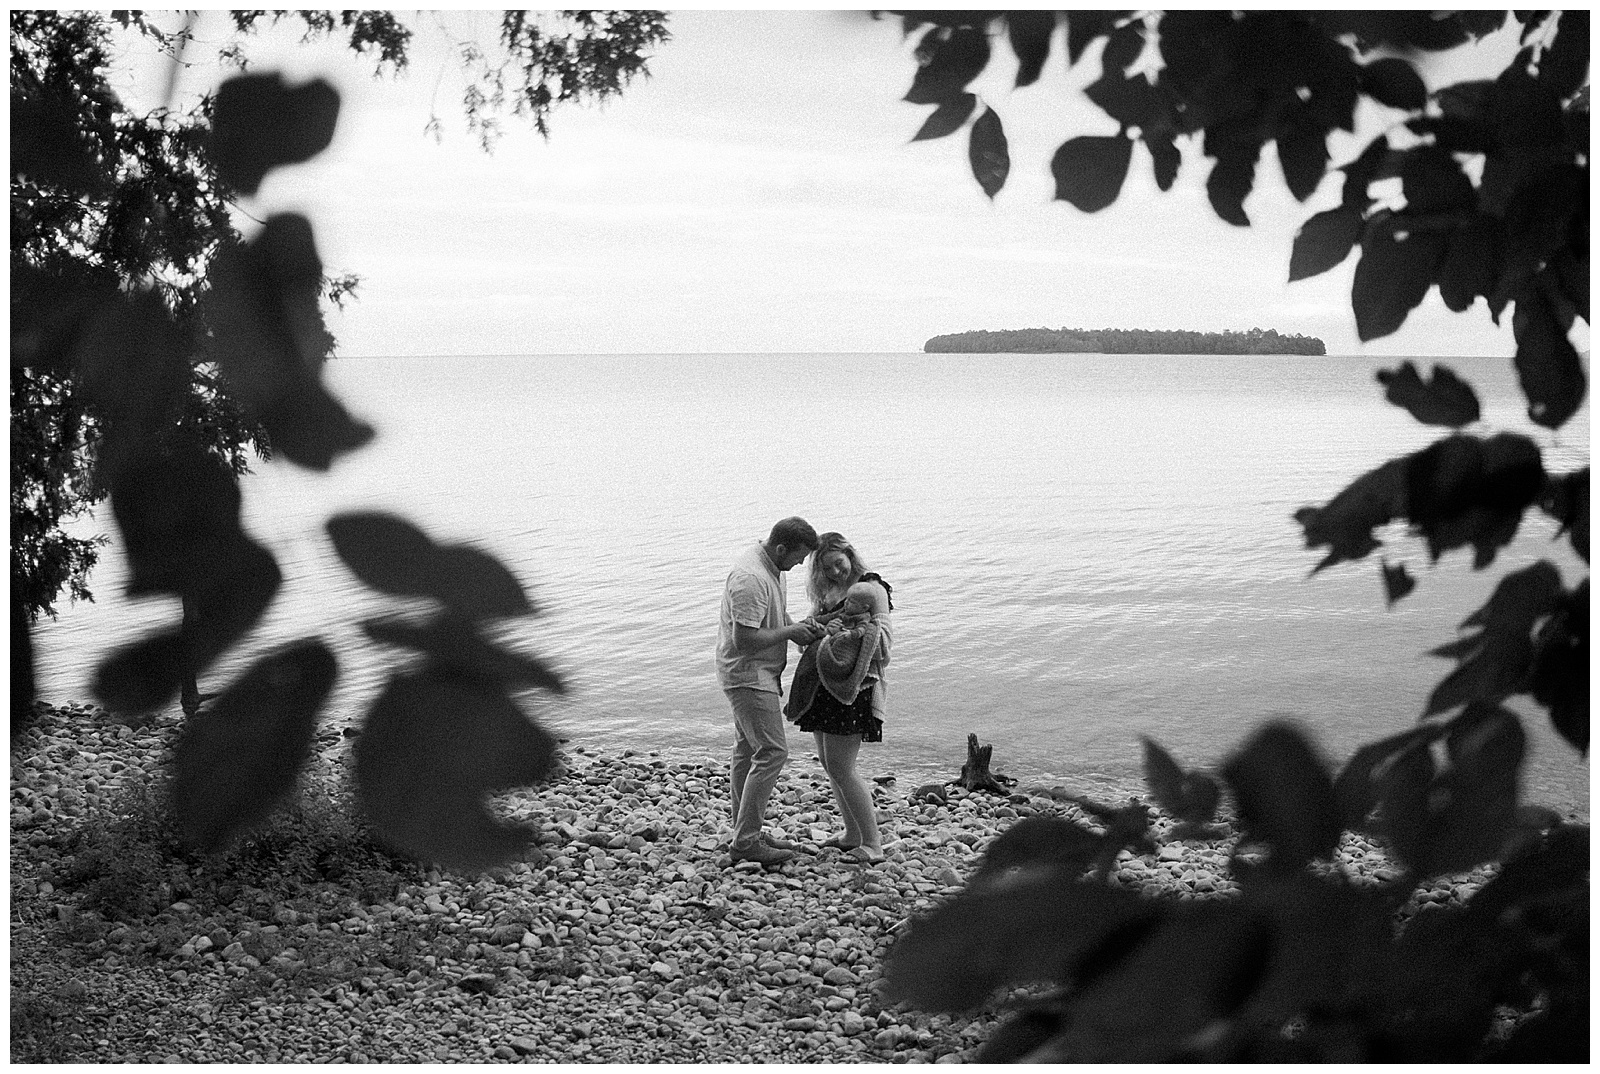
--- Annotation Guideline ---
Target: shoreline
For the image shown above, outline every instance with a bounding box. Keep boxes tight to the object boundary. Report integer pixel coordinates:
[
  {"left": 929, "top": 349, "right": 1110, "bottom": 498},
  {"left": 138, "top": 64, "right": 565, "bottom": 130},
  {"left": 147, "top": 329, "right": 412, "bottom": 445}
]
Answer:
[{"left": 10, "top": 702, "right": 1575, "bottom": 1062}]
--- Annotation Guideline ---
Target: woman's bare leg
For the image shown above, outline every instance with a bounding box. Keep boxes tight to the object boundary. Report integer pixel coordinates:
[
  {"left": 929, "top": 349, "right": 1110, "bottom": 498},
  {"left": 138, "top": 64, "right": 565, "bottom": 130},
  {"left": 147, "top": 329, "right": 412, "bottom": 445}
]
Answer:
[
  {"left": 817, "top": 731, "right": 881, "bottom": 855},
  {"left": 814, "top": 731, "right": 863, "bottom": 846}
]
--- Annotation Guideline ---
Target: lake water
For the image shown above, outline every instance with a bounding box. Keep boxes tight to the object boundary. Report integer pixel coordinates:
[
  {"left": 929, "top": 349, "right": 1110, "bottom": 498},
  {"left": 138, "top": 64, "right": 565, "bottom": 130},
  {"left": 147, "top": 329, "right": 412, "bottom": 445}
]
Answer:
[{"left": 32, "top": 352, "right": 1591, "bottom": 813}]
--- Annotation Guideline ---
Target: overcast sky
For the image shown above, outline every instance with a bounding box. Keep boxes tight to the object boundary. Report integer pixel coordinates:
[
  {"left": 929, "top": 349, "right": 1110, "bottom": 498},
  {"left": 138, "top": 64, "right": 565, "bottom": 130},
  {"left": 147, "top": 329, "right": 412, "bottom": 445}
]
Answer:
[{"left": 122, "top": 9, "right": 1558, "bottom": 358}]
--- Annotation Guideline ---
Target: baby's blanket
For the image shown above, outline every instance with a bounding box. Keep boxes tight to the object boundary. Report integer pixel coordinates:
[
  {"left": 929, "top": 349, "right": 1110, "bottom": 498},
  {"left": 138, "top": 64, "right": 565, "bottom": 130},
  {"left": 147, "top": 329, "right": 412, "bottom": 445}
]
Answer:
[{"left": 784, "top": 617, "right": 890, "bottom": 721}]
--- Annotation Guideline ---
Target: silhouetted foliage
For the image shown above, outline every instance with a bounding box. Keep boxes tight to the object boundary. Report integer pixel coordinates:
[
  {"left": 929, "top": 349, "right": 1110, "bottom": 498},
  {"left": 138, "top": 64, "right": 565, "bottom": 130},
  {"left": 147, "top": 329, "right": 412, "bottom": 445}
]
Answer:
[
  {"left": 10, "top": 10, "right": 667, "bottom": 869},
  {"left": 883, "top": 9, "right": 1587, "bottom": 1062},
  {"left": 925, "top": 326, "right": 1327, "bottom": 354}
]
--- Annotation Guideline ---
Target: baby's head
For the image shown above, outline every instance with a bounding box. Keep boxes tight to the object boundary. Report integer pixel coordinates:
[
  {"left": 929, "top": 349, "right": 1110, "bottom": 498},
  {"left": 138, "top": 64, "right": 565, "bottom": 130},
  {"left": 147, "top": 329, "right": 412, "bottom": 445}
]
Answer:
[{"left": 841, "top": 580, "right": 889, "bottom": 618}]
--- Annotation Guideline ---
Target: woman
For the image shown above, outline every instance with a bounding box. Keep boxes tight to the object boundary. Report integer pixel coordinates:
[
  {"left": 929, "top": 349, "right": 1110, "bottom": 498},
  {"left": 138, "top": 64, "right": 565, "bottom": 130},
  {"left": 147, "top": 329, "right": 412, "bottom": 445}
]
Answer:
[{"left": 785, "top": 532, "right": 894, "bottom": 864}]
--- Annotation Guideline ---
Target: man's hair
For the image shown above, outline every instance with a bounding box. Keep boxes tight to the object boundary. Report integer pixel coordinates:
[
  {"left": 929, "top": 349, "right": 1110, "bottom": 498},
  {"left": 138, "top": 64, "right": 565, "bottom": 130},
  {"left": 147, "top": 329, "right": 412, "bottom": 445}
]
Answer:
[{"left": 768, "top": 516, "right": 819, "bottom": 552}]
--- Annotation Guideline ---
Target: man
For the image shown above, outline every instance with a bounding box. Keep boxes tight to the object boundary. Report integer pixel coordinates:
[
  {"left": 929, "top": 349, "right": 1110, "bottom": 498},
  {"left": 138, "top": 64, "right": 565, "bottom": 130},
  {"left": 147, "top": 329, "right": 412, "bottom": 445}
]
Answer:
[{"left": 716, "top": 516, "right": 825, "bottom": 865}]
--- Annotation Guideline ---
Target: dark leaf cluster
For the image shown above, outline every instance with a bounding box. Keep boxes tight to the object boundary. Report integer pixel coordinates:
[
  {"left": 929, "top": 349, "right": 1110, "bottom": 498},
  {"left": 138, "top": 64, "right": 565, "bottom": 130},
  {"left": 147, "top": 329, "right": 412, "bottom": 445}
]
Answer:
[
  {"left": 894, "top": 13, "right": 1587, "bottom": 433},
  {"left": 885, "top": 723, "right": 1587, "bottom": 1061},
  {"left": 11, "top": 20, "right": 594, "bottom": 875}
]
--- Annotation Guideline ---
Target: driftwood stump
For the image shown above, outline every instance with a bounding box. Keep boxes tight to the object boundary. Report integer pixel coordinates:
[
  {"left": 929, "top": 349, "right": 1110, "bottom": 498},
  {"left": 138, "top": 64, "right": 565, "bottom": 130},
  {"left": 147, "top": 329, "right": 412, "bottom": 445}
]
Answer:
[{"left": 954, "top": 733, "right": 1014, "bottom": 795}]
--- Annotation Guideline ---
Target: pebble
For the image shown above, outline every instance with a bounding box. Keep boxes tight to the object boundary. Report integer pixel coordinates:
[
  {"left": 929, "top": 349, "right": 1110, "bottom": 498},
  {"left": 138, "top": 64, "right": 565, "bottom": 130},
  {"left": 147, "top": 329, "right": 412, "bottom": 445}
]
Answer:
[{"left": 11, "top": 702, "right": 1576, "bottom": 1064}]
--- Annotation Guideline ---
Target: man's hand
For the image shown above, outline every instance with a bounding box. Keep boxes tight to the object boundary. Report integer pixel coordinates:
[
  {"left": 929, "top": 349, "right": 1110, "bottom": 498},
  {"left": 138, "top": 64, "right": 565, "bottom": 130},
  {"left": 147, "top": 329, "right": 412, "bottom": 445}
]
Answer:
[{"left": 789, "top": 619, "right": 825, "bottom": 645}]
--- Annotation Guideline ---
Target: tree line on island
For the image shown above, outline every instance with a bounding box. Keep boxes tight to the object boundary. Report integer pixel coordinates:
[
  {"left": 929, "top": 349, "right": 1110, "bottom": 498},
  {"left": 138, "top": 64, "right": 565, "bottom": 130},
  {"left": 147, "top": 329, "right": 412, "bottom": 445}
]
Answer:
[{"left": 924, "top": 326, "right": 1328, "bottom": 355}]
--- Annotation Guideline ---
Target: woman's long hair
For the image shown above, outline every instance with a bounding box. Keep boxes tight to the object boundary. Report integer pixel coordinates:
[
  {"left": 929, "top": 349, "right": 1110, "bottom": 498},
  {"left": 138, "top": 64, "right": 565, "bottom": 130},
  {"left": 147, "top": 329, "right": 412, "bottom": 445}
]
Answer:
[{"left": 807, "top": 531, "right": 867, "bottom": 612}]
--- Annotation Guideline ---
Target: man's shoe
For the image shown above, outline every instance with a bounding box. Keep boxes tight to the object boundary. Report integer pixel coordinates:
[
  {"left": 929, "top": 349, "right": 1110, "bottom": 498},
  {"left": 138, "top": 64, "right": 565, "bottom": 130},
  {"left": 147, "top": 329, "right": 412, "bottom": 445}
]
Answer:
[
  {"left": 761, "top": 833, "right": 798, "bottom": 851},
  {"left": 729, "top": 841, "right": 794, "bottom": 866}
]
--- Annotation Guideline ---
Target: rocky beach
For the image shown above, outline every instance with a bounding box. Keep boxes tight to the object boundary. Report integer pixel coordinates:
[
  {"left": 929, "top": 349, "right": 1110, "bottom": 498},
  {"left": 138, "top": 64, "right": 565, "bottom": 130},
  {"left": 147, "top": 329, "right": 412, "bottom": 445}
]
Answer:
[{"left": 10, "top": 702, "right": 1577, "bottom": 1063}]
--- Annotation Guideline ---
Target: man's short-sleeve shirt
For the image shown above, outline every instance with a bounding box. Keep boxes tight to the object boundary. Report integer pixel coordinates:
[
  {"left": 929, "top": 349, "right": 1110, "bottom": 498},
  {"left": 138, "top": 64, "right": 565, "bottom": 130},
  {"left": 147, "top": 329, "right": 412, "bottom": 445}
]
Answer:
[{"left": 716, "top": 542, "right": 791, "bottom": 693}]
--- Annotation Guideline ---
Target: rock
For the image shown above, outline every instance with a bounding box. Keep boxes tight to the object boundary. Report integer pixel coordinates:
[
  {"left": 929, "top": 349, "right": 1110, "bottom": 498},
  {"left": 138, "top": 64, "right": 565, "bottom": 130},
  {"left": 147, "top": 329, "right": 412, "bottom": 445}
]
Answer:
[
  {"left": 493, "top": 1045, "right": 516, "bottom": 1060},
  {"left": 1157, "top": 844, "right": 1184, "bottom": 862},
  {"left": 823, "top": 966, "right": 859, "bottom": 986},
  {"left": 489, "top": 925, "right": 525, "bottom": 945},
  {"left": 509, "top": 1037, "right": 538, "bottom": 1056},
  {"left": 783, "top": 1017, "right": 817, "bottom": 1031},
  {"left": 457, "top": 974, "right": 499, "bottom": 995}
]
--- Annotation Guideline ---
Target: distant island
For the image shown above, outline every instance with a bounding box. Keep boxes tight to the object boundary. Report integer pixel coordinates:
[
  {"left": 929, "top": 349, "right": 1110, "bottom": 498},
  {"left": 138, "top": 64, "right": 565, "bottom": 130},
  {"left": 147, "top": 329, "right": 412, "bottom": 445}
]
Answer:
[{"left": 924, "top": 327, "right": 1327, "bottom": 356}]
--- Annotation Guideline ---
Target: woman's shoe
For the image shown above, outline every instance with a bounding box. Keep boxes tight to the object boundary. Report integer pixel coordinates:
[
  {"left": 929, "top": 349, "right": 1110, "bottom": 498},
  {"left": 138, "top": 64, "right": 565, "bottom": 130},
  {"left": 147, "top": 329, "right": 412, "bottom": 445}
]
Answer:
[
  {"left": 822, "top": 836, "right": 859, "bottom": 850},
  {"left": 845, "top": 846, "right": 885, "bottom": 864}
]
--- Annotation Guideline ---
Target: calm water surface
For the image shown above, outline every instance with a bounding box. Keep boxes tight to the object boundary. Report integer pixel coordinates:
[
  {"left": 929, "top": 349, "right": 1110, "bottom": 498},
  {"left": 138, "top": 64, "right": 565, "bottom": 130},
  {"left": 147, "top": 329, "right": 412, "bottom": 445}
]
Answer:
[{"left": 34, "top": 353, "right": 1590, "bottom": 811}]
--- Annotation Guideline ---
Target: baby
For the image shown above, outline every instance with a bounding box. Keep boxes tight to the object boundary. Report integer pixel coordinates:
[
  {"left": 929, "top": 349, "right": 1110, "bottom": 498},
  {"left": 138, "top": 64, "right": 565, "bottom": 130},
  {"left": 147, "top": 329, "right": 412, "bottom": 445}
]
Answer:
[{"left": 815, "top": 580, "right": 890, "bottom": 678}]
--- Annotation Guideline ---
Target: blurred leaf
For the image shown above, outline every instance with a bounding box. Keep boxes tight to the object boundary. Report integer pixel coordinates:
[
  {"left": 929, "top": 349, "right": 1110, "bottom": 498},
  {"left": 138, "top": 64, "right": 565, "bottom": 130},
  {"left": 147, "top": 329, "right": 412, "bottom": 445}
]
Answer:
[
  {"left": 171, "top": 641, "right": 336, "bottom": 853},
  {"left": 972, "top": 815, "right": 1105, "bottom": 883},
  {"left": 1294, "top": 457, "right": 1407, "bottom": 572},
  {"left": 1407, "top": 113, "right": 1495, "bottom": 155},
  {"left": 978, "top": 1006, "right": 1069, "bottom": 1062},
  {"left": 209, "top": 73, "right": 341, "bottom": 196},
  {"left": 1550, "top": 247, "right": 1588, "bottom": 324},
  {"left": 1340, "top": 136, "right": 1393, "bottom": 209},
  {"left": 1007, "top": 11, "right": 1055, "bottom": 88},
  {"left": 1051, "top": 134, "right": 1132, "bottom": 212},
  {"left": 107, "top": 449, "right": 245, "bottom": 597},
  {"left": 1205, "top": 141, "right": 1257, "bottom": 226},
  {"left": 1141, "top": 736, "right": 1220, "bottom": 825},
  {"left": 92, "top": 541, "right": 282, "bottom": 714},
  {"left": 1392, "top": 704, "right": 1527, "bottom": 877},
  {"left": 1400, "top": 146, "right": 1475, "bottom": 214},
  {"left": 1528, "top": 578, "right": 1589, "bottom": 754},
  {"left": 327, "top": 511, "right": 533, "bottom": 618},
  {"left": 1029, "top": 903, "right": 1274, "bottom": 1062},
  {"left": 904, "top": 25, "right": 990, "bottom": 104},
  {"left": 1144, "top": 128, "right": 1180, "bottom": 190},
  {"left": 912, "top": 92, "right": 976, "bottom": 141},
  {"left": 1381, "top": 558, "right": 1417, "bottom": 606},
  {"left": 72, "top": 291, "right": 191, "bottom": 477},
  {"left": 1277, "top": 124, "right": 1329, "bottom": 202},
  {"left": 205, "top": 214, "right": 374, "bottom": 469},
  {"left": 1101, "top": 22, "right": 1143, "bottom": 74},
  {"left": 1538, "top": 467, "right": 1590, "bottom": 563},
  {"left": 1404, "top": 433, "right": 1545, "bottom": 567},
  {"left": 1436, "top": 215, "right": 1502, "bottom": 312},
  {"left": 1289, "top": 206, "right": 1364, "bottom": 281},
  {"left": 968, "top": 107, "right": 1010, "bottom": 198},
  {"left": 1375, "top": 361, "right": 1481, "bottom": 428},
  {"left": 1467, "top": 822, "right": 1590, "bottom": 927},
  {"left": 1064, "top": 11, "right": 1123, "bottom": 66},
  {"left": 93, "top": 632, "right": 188, "bottom": 715},
  {"left": 353, "top": 670, "right": 559, "bottom": 873},
  {"left": 882, "top": 866, "right": 1155, "bottom": 1011},
  {"left": 1535, "top": 10, "right": 1589, "bottom": 102},
  {"left": 1490, "top": 64, "right": 1567, "bottom": 150},
  {"left": 1085, "top": 71, "right": 1159, "bottom": 130},
  {"left": 1353, "top": 216, "right": 1448, "bottom": 341},
  {"left": 362, "top": 613, "right": 564, "bottom": 693},
  {"left": 1360, "top": 57, "right": 1428, "bottom": 111},
  {"left": 1221, "top": 722, "right": 1341, "bottom": 873},
  {"left": 1426, "top": 562, "right": 1564, "bottom": 715},
  {"left": 1382, "top": 903, "right": 1513, "bottom": 1058},
  {"left": 1511, "top": 283, "right": 1588, "bottom": 430},
  {"left": 1333, "top": 725, "right": 1442, "bottom": 832},
  {"left": 1232, "top": 872, "right": 1396, "bottom": 1028}
]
